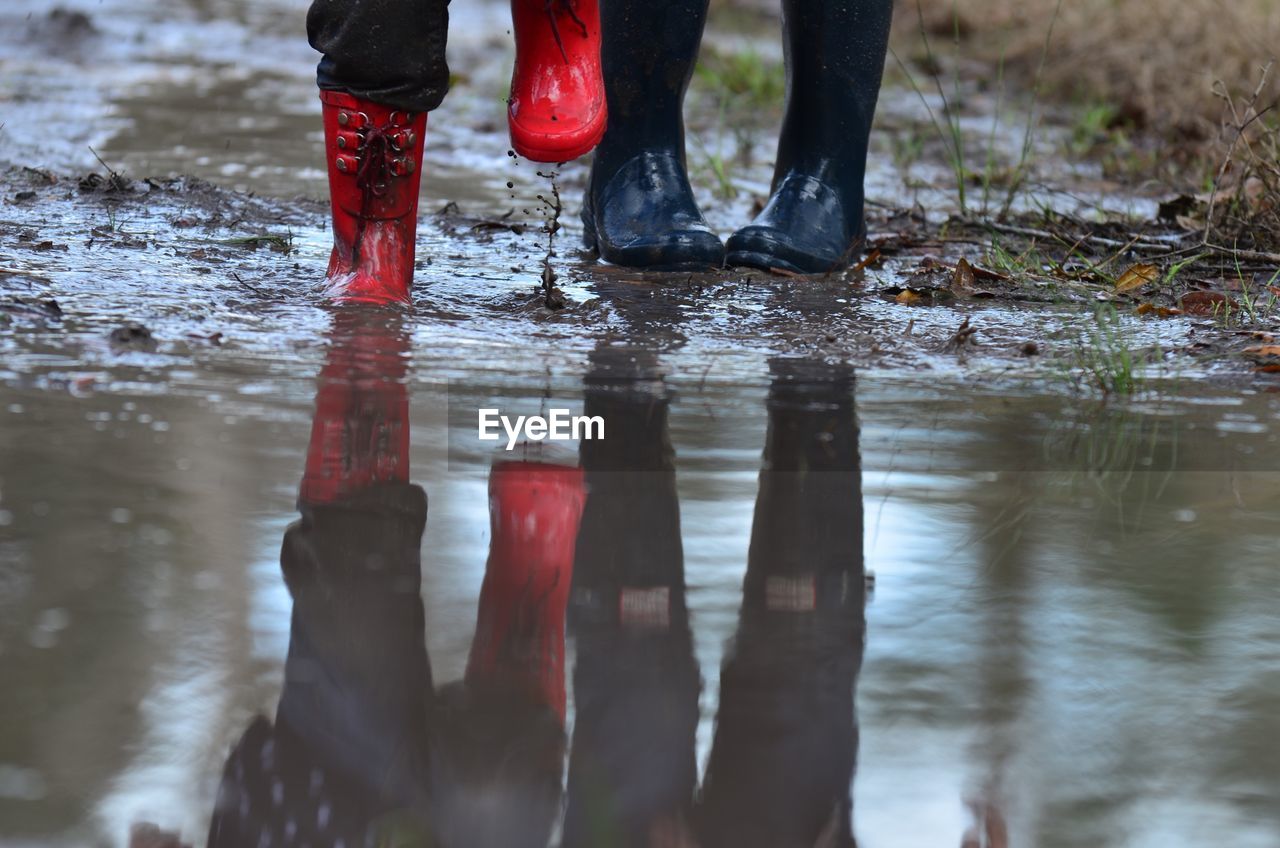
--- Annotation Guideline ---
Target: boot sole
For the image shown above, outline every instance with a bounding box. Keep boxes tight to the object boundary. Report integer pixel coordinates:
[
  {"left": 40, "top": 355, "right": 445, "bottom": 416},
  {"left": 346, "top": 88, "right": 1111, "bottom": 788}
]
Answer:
[
  {"left": 726, "top": 250, "right": 807, "bottom": 276},
  {"left": 588, "top": 225, "right": 725, "bottom": 271},
  {"left": 726, "top": 228, "right": 851, "bottom": 276},
  {"left": 509, "top": 112, "right": 608, "bottom": 164}
]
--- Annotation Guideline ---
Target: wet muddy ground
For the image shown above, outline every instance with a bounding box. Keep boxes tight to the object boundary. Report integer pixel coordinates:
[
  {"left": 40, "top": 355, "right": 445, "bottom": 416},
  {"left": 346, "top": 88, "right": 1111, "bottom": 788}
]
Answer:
[{"left": 3, "top": 1, "right": 1280, "bottom": 847}]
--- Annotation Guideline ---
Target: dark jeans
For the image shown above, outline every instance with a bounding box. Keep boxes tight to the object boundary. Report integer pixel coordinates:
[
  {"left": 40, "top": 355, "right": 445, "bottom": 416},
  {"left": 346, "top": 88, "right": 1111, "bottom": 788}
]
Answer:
[{"left": 307, "top": 0, "right": 451, "bottom": 113}]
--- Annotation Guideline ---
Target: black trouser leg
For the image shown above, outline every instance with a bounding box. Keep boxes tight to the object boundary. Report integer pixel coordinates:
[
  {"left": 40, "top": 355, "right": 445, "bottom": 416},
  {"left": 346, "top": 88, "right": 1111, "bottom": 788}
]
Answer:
[
  {"left": 581, "top": 0, "right": 724, "bottom": 269},
  {"left": 727, "top": 0, "right": 893, "bottom": 274},
  {"left": 307, "top": 0, "right": 451, "bottom": 113}
]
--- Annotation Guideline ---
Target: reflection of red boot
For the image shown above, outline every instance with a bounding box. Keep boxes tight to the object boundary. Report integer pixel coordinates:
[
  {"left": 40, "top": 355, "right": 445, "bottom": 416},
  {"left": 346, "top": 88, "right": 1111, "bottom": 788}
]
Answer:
[
  {"left": 320, "top": 91, "right": 427, "bottom": 304},
  {"left": 299, "top": 310, "right": 411, "bottom": 505},
  {"left": 466, "top": 460, "right": 586, "bottom": 722},
  {"left": 508, "top": 0, "right": 607, "bottom": 163}
]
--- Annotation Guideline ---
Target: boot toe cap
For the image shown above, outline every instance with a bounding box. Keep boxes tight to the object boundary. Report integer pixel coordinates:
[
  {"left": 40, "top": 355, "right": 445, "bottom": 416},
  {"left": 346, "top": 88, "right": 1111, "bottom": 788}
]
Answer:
[
  {"left": 508, "top": 98, "right": 608, "bottom": 162},
  {"left": 604, "top": 229, "right": 725, "bottom": 270},
  {"left": 727, "top": 226, "right": 844, "bottom": 274}
]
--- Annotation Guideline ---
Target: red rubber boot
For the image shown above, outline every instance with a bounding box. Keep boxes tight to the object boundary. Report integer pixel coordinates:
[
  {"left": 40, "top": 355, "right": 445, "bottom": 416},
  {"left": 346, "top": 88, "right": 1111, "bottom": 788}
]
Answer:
[
  {"left": 508, "top": 0, "right": 607, "bottom": 163},
  {"left": 466, "top": 460, "right": 586, "bottom": 722},
  {"left": 319, "top": 91, "right": 427, "bottom": 304}
]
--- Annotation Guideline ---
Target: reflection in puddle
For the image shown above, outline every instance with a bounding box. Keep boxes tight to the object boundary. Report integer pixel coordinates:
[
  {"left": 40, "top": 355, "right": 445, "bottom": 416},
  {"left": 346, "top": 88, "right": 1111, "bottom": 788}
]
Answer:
[
  {"left": 2, "top": 314, "right": 1279, "bottom": 845},
  {"left": 205, "top": 314, "right": 868, "bottom": 848},
  {"left": 2, "top": 1, "right": 1279, "bottom": 843}
]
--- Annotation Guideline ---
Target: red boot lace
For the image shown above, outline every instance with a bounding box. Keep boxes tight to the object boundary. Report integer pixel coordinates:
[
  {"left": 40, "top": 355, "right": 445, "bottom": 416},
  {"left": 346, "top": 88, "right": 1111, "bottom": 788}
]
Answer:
[{"left": 351, "top": 124, "right": 394, "bottom": 260}]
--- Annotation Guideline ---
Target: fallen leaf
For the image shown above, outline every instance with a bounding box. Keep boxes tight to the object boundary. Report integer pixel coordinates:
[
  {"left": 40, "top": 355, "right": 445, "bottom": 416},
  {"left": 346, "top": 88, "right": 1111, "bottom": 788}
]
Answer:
[
  {"left": 951, "top": 258, "right": 977, "bottom": 297},
  {"left": 896, "top": 289, "right": 926, "bottom": 305},
  {"left": 1135, "top": 302, "right": 1182, "bottom": 318},
  {"left": 1115, "top": 263, "right": 1159, "bottom": 293},
  {"left": 1178, "top": 290, "right": 1240, "bottom": 315},
  {"left": 1243, "top": 345, "right": 1280, "bottom": 362},
  {"left": 969, "top": 263, "right": 1010, "bottom": 283}
]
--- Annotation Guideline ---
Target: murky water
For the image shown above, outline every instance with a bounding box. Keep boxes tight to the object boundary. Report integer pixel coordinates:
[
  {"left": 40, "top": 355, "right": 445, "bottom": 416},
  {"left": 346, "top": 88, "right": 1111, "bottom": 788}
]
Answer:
[{"left": 2, "top": 1, "right": 1279, "bottom": 847}]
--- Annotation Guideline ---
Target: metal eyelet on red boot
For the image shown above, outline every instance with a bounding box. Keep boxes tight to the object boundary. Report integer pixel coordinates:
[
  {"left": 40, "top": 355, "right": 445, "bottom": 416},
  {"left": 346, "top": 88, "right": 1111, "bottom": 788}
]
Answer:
[
  {"left": 508, "top": 0, "right": 607, "bottom": 163},
  {"left": 319, "top": 90, "right": 428, "bottom": 304}
]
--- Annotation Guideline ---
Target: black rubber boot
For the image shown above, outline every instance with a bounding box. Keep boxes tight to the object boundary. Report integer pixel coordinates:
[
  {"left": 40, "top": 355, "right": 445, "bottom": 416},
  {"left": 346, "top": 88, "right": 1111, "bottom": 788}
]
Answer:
[
  {"left": 581, "top": 0, "right": 725, "bottom": 270},
  {"left": 726, "top": 0, "right": 892, "bottom": 274}
]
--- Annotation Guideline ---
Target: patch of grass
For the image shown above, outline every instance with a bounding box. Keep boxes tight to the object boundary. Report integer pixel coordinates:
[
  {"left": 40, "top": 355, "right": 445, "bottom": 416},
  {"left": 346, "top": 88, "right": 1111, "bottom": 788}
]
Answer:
[
  {"left": 694, "top": 45, "right": 785, "bottom": 114},
  {"left": 1068, "top": 101, "right": 1123, "bottom": 155},
  {"left": 1237, "top": 266, "right": 1280, "bottom": 323},
  {"left": 689, "top": 46, "right": 774, "bottom": 199},
  {"left": 687, "top": 93, "right": 741, "bottom": 200},
  {"left": 890, "top": 128, "right": 928, "bottom": 170},
  {"left": 1070, "top": 304, "right": 1149, "bottom": 397},
  {"left": 1200, "top": 68, "right": 1280, "bottom": 253},
  {"left": 892, "top": 0, "right": 1061, "bottom": 216}
]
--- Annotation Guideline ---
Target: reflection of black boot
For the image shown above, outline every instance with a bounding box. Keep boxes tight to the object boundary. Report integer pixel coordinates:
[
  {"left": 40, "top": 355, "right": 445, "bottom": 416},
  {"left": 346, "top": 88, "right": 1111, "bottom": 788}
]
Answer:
[
  {"left": 727, "top": 0, "right": 892, "bottom": 273},
  {"left": 696, "top": 359, "right": 865, "bottom": 848},
  {"left": 581, "top": 0, "right": 724, "bottom": 270},
  {"left": 563, "top": 346, "right": 702, "bottom": 848}
]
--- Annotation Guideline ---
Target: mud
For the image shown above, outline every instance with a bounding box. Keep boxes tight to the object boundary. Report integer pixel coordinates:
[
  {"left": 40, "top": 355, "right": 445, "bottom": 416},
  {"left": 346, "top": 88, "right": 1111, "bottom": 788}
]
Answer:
[{"left": 0, "top": 164, "right": 1248, "bottom": 382}]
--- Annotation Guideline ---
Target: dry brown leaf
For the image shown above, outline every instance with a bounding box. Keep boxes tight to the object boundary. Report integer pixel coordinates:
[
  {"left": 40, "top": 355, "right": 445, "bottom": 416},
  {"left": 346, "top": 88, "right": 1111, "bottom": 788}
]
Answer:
[
  {"left": 1135, "top": 302, "right": 1183, "bottom": 318},
  {"left": 969, "top": 263, "right": 1010, "bottom": 283},
  {"left": 896, "top": 289, "right": 926, "bottom": 305},
  {"left": 1243, "top": 345, "right": 1280, "bottom": 362},
  {"left": 1178, "top": 290, "right": 1240, "bottom": 314},
  {"left": 1115, "top": 263, "right": 1159, "bottom": 293},
  {"left": 951, "top": 258, "right": 977, "bottom": 297}
]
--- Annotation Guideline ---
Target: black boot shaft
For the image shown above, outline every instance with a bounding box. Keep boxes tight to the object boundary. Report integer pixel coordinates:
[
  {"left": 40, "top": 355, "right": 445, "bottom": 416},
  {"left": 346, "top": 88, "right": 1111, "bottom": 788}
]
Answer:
[
  {"left": 584, "top": 0, "right": 724, "bottom": 268},
  {"left": 775, "top": 0, "right": 893, "bottom": 191},
  {"left": 727, "top": 0, "right": 893, "bottom": 273}
]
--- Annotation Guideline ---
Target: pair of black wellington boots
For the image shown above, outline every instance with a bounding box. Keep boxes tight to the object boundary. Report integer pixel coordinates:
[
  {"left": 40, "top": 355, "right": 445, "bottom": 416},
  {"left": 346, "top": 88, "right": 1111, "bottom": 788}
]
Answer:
[{"left": 581, "top": 0, "right": 893, "bottom": 274}]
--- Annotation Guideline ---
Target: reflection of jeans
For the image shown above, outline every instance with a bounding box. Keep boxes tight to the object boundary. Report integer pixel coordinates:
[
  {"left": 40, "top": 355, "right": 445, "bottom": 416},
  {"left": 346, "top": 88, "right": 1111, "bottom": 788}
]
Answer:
[
  {"left": 208, "top": 484, "right": 434, "bottom": 847},
  {"left": 307, "top": 0, "right": 451, "bottom": 112}
]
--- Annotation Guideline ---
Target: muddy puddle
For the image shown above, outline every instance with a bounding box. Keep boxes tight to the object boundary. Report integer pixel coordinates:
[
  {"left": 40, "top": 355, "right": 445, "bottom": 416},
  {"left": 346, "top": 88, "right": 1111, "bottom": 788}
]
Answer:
[{"left": 3, "top": 1, "right": 1280, "bottom": 847}]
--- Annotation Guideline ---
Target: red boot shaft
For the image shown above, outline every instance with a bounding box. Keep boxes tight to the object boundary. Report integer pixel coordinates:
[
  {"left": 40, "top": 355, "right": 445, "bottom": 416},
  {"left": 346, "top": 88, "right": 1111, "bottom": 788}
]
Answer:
[
  {"left": 466, "top": 460, "right": 586, "bottom": 723},
  {"left": 320, "top": 91, "right": 427, "bottom": 304},
  {"left": 508, "top": 0, "right": 607, "bottom": 163}
]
